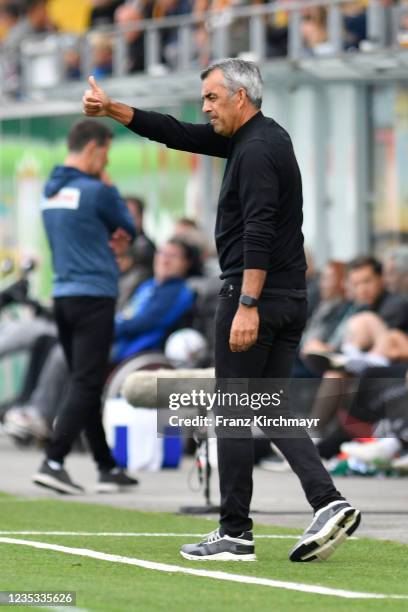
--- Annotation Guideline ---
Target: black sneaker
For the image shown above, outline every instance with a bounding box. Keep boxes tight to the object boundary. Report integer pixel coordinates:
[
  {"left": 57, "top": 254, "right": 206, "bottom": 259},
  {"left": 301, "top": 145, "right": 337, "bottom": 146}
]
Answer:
[
  {"left": 33, "top": 461, "right": 85, "bottom": 495},
  {"left": 289, "top": 500, "right": 361, "bottom": 562},
  {"left": 95, "top": 467, "right": 139, "bottom": 493},
  {"left": 180, "top": 528, "right": 256, "bottom": 561}
]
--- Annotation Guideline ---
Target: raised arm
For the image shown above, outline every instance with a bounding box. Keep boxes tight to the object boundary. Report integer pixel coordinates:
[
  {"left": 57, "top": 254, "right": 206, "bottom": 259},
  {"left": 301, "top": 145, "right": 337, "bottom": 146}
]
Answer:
[{"left": 83, "top": 76, "right": 229, "bottom": 158}]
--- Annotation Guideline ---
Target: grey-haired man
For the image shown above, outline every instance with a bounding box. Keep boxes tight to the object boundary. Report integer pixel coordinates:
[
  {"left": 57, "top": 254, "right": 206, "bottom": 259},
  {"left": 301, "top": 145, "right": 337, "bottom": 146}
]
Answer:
[{"left": 83, "top": 58, "right": 361, "bottom": 562}]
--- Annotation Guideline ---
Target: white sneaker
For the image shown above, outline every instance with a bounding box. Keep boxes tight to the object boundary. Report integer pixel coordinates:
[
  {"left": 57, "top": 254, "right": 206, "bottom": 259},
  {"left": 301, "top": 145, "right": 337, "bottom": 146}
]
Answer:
[
  {"left": 289, "top": 500, "right": 361, "bottom": 562},
  {"left": 180, "top": 528, "right": 256, "bottom": 561}
]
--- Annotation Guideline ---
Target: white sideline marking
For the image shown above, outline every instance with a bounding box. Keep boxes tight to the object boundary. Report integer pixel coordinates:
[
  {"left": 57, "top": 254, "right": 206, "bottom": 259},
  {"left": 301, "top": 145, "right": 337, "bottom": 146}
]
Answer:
[
  {"left": 0, "top": 531, "right": 357, "bottom": 540},
  {"left": 0, "top": 537, "right": 404, "bottom": 600}
]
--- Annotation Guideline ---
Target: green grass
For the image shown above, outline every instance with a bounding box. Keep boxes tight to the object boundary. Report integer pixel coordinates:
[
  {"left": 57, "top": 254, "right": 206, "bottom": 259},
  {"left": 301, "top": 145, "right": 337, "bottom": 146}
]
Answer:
[{"left": 0, "top": 495, "right": 407, "bottom": 611}]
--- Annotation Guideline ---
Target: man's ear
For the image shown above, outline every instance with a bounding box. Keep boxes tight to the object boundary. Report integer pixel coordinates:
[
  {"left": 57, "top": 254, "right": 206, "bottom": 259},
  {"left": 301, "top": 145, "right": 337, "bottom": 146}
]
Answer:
[{"left": 237, "top": 88, "right": 246, "bottom": 108}]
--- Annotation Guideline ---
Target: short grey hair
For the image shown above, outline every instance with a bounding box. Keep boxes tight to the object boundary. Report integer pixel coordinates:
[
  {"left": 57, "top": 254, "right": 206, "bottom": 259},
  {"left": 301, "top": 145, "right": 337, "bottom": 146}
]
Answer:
[
  {"left": 200, "top": 58, "right": 263, "bottom": 109},
  {"left": 385, "top": 245, "right": 408, "bottom": 273}
]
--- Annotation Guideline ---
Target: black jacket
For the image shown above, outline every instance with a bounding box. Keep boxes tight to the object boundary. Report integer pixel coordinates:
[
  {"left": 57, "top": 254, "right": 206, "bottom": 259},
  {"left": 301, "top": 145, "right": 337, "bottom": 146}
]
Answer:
[{"left": 126, "top": 109, "right": 306, "bottom": 291}]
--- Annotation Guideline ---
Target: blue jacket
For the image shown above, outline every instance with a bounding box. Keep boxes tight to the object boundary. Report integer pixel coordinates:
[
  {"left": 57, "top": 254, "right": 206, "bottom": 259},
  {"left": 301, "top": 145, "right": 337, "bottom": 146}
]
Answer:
[
  {"left": 112, "top": 277, "right": 195, "bottom": 362},
  {"left": 42, "top": 166, "right": 136, "bottom": 298}
]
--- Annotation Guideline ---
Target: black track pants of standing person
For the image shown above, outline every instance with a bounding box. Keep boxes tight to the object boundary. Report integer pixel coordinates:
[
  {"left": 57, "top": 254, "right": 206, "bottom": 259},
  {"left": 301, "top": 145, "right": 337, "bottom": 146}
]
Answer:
[
  {"left": 215, "top": 283, "right": 344, "bottom": 535},
  {"left": 45, "top": 296, "right": 116, "bottom": 471}
]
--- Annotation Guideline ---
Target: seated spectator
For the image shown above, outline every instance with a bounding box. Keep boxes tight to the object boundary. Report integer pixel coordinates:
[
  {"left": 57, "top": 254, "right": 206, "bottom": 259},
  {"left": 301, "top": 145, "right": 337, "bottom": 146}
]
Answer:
[
  {"left": 301, "top": 6, "right": 330, "bottom": 56},
  {"left": 64, "top": 47, "right": 81, "bottom": 80},
  {"left": 342, "top": 1, "right": 367, "bottom": 50},
  {"left": 295, "top": 261, "right": 349, "bottom": 377},
  {"left": 2, "top": 0, "right": 54, "bottom": 94},
  {"left": 302, "top": 261, "right": 348, "bottom": 347},
  {"left": 173, "top": 216, "right": 208, "bottom": 272},
  {"left": 3, "top": 0, "right": 52, "bottom": 44},
  {"left": 89, "top": 31, "right": 113, "bottom": 79},
  {"left": 266, "top": 0, "right": 291, "bottom": 58},
  {"left": 306, "top": 255, "right": 408, "bottom": 360},
  {"left": 113, "top": 238, "right": 196, "bottom": 361},
  {"left": 192, "top": 0, "right": 232, "bottom": 68},
  {"left": 116, "top": 195, "right": 156, "bottom": 311},
  {"left": 117, "top": 247, "right": 147, "bottom": 313},
  {"left": 125, "top": 195, "right": 156, "bottom": 274},
  {"left": 114, "top": 1, "right": 144, "bottom": 73},
  {"left": 192, "top": 18, "right": 210, "bottom": 68},
  {"left": 341, "top": 255, "right": 408, "bottom": 348},
  {"left": 192, "top": 0, "right": 258, "bottom": 66},
  {"left": 150, "top": 0, "right": 193, "bottom": 68}
]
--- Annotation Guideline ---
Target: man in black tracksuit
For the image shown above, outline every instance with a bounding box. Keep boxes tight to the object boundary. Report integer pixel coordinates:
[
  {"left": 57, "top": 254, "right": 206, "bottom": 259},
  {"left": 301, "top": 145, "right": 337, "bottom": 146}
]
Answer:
[{"left": 83, "top": 58, "right": 361, "bottom": 562}]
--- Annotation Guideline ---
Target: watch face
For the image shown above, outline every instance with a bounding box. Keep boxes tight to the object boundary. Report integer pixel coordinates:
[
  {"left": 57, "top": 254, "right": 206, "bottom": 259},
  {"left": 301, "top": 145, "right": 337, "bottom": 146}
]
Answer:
[{"left": 240, "top": 294, "right": 257, "bottom": 307}]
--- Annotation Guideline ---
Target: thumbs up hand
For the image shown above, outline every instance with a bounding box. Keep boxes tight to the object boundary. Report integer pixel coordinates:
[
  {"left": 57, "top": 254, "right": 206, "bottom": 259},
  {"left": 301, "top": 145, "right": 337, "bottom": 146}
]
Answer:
[{"left": 83, "top": 75, "right": 111, "bottom": 117}]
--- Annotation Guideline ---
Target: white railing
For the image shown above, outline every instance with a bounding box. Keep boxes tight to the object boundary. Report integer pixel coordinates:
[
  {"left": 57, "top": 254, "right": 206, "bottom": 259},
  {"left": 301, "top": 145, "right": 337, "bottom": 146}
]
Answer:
[{"left": 0, "top": 0, "right": 407, "bottom": 98}]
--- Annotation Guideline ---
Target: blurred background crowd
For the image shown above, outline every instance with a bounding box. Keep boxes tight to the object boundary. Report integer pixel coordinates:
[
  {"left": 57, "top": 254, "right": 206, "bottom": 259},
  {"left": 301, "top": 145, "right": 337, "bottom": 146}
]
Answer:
[{"left": 1, "top": 0, "right": 408, "bottom": 95}]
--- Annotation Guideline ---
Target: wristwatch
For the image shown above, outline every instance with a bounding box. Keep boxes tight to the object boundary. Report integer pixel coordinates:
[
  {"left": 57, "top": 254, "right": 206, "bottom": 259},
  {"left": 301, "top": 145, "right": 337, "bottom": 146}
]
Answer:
[{"left": 239, "top": 294, "right": 259, "bottom": 307}]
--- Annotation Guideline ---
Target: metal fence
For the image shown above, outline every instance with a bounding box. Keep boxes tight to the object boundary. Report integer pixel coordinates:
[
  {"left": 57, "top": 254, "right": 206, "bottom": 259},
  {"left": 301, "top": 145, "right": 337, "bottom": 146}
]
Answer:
[{"left": 0, "top": 0, "right": 407, "bottom": 98}]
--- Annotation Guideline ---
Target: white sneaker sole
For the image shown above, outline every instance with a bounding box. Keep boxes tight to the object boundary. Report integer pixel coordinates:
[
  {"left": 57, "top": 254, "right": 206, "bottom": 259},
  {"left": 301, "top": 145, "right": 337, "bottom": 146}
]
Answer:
[
  {"left": 180, "top": 551, "right": 256, "bottom": 561},
  {"left": 290, "top": 507, "right": 361, "bottom": 562},
  {"left": 33, "top": 473, "right": 84, "bottom": 495},
  {"left": 301, "top": 510, "right": 360, "bottom": 561}
]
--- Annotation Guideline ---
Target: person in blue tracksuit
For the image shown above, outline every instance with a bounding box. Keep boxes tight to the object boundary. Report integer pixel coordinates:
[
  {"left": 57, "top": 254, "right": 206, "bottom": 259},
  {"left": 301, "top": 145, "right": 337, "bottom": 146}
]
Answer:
[{"left": 33, "top": 119, "right": 138, "bottom": 495}]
